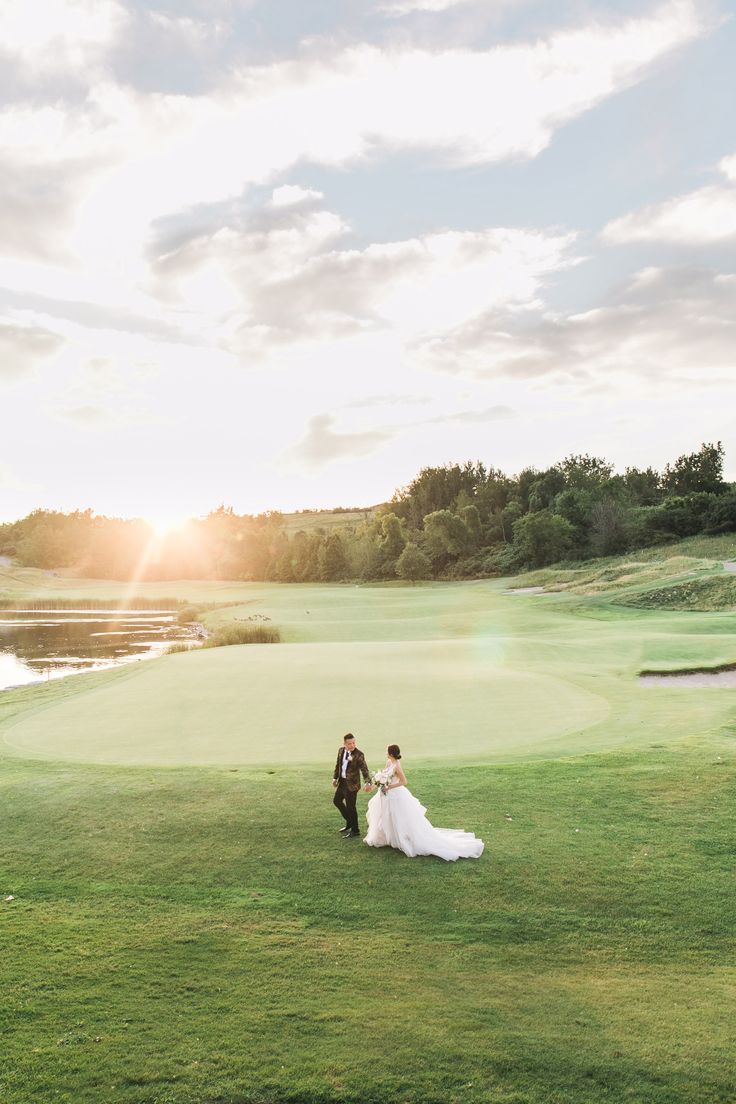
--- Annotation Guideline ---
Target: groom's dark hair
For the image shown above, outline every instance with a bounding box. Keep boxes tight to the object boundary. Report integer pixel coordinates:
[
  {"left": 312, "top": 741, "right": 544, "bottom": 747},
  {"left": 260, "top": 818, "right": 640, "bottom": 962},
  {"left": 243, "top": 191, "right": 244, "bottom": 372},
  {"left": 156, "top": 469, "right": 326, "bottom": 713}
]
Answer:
[{"left": 343, "top": 733, "right": 355, "bottom": 741}]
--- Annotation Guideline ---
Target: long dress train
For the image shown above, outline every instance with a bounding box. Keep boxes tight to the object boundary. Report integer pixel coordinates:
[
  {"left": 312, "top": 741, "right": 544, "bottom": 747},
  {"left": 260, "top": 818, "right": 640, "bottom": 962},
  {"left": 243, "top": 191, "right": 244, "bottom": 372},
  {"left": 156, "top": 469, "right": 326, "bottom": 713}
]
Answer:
[{"left": 364, "top": 762, "right": 484, "bottom": 861}]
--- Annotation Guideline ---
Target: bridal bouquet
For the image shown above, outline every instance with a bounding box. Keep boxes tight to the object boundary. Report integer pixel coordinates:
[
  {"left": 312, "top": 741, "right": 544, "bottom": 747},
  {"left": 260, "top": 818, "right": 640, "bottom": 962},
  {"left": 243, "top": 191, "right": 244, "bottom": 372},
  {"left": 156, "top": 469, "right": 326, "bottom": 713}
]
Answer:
[{"left": 372, "top": 768, "right": 392, "bottom": 795}]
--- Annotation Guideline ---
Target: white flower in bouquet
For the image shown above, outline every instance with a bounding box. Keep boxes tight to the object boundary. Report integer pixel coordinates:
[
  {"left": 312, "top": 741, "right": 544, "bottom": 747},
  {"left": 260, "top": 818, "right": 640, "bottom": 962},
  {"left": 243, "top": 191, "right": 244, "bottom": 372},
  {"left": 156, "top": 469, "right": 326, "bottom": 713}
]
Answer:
[{"left": 372, "top": 767, "right": 392, "bottom": 794}]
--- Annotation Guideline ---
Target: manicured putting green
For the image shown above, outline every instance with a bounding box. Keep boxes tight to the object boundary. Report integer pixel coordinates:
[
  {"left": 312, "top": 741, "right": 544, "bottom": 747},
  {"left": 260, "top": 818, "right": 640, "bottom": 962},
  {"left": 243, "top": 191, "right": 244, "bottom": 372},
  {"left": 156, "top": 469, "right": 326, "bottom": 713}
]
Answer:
[
  {"left": 2, "top": 638, "right": 607, "bottom": 765},
  {"left": 5, "top": 574, "right": 736, "bottom": 768}
]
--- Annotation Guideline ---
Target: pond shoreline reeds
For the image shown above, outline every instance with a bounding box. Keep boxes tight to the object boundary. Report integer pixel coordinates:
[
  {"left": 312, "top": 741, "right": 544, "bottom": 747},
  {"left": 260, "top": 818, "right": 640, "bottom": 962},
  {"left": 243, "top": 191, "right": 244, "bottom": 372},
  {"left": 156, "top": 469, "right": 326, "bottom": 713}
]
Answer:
[
  {"left": 203, "top": 623, "right": 281, "bottom": 647},
  {"left": 165, "top": 641, "right": 199, "bottom": 655},
  {"left": 0, "top": 597, "right": 244, "bottom": 612},
  {"left": 0, "top": 597, "right": 186, "bottom": 610}
]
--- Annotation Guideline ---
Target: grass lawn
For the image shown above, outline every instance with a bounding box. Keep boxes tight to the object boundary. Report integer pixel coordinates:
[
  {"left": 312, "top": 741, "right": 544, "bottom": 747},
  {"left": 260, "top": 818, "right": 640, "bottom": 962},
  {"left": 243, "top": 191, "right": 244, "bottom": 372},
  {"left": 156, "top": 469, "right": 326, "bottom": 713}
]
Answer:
[
  {"left": 1, "top": 751, "right": 733, "bottom": 1104},
  {"left": 1, "top": 544, "right": 735, "bottom": 1102}
]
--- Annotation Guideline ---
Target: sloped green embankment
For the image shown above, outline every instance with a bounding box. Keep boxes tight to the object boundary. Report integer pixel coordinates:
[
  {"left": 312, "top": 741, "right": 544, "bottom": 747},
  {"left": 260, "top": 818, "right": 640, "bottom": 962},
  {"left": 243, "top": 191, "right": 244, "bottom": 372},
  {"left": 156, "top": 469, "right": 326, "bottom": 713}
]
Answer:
[{"left": 615, "top": 573, "right": 736, "bottom": 611}]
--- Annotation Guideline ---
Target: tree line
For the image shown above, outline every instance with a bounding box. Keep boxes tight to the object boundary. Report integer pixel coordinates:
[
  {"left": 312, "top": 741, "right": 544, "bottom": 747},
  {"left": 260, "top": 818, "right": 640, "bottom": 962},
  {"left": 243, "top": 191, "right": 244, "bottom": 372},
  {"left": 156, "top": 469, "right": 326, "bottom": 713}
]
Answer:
[{"left": 1, "top": 442, "right": 734, "bottom": 583}]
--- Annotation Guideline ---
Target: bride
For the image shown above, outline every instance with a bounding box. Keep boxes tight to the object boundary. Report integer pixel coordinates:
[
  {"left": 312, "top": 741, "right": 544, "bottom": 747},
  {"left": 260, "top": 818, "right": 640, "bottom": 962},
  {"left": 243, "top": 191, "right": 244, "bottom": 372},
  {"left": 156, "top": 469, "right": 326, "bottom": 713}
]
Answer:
[{"left": 364, "top": 744, "right": 484, "bottom": 861}]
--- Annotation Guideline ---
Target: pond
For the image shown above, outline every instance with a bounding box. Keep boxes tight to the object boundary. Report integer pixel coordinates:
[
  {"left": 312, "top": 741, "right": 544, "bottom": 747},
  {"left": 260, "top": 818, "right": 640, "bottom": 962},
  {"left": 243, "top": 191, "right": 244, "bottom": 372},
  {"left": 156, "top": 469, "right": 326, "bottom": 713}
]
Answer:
[{"left": 0, "top": 609, "right": 201, "bottom": 691}]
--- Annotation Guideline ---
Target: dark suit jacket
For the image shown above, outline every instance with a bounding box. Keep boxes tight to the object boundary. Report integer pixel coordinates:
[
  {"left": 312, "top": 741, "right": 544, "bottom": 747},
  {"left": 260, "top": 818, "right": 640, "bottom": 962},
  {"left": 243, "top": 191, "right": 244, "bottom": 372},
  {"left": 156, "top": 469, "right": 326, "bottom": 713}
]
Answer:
[{"left": 333, "top": 747, "right": 370, "bottom": 793}]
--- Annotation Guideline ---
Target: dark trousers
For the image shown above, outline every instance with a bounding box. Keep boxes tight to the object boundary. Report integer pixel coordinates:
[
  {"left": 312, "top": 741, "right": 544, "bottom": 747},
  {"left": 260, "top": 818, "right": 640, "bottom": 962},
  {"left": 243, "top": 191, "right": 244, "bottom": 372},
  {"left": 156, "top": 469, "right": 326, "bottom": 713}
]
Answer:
[{"left": 333, "top": 780, "right": 359, "bottom": 832}]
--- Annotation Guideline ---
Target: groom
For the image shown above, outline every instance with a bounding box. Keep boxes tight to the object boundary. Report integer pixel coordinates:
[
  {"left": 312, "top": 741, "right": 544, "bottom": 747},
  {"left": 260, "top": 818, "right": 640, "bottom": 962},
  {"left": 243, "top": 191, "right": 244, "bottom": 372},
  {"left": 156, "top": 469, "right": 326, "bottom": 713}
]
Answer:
[{"left": 332, "top": 733, "right": 372, "bottom": 839}]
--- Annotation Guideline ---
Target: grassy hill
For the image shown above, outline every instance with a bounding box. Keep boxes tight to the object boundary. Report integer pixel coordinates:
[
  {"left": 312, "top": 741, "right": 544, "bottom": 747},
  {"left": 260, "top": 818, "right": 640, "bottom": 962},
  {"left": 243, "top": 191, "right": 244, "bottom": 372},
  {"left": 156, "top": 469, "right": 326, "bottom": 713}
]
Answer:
[
  {"left": 506, "top": 531, "right": 736, "bottom": 606},
  {"left": 1, "top": 534, "right": 734, "bottom": 1103},
  {"left": 280, "top": 506, "right": 379, "bottom": 534}
]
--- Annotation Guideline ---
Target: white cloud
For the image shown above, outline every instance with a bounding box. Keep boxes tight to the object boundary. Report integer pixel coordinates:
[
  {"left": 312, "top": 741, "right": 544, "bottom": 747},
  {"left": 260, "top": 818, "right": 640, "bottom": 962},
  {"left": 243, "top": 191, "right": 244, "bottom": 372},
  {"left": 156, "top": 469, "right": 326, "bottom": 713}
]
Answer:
[
  {"left": 148, "top": 188, "right": 575, "bottom": 356},
  {"left": 722, "top": 154, "right": 736, "bottom": 182},
  {"left": 0, "top": 2, "right": 707, "bottom": 299},
  {"left": 379, "top": 0, "right": 474, "bottom": 15},
  {"left": 240, "top": 3, "right": 705, "bottom": 170},
  {"left": 0, "top": 90, "right": 149, "bottom": 261},
  {"left": 48, "top": 1, "right": 709, "bottom": 272},
  {"left": 418, "top": 265, "right": 736, "bottom": 386},
  {"left": 0, "top": 318, "right": 64, "bottom": 381},
  {"left": 253, "top": 225, "right": 572, "bottom": 348},
  {"left": 147, "top": 11, "right": 229, "bottom": 48},
  {"left": 288, "top": 414, "right": 393, "bottom": 468},
  {"left": 0, "top": 0, "right": 727, "bottom": 519},
  {"left": 58, "top": 404, "right": 110, "bottom": 425},
  {"left": 270, "top": 185, "right": 325, "bottom": 208},
  {"left": 425, "top": 404, "right": 515, "bottom": 424},
  {"left": 54, "top": 399, "right": 158, "bottom": 428},
  {"left": 603, "top": 153, "right": 736, "bottom": 244},
  {"left": 286, "top": 401, "right": 516, "bottom": 469},
  {"left": 344, "top": 393, "right": 432, "bottom": 409},
  {"left": 0, "top": 0, "right": 127, "bottom": 74},
  {"left": 147, "top": 197, "right": 350, "bottom": 323}
]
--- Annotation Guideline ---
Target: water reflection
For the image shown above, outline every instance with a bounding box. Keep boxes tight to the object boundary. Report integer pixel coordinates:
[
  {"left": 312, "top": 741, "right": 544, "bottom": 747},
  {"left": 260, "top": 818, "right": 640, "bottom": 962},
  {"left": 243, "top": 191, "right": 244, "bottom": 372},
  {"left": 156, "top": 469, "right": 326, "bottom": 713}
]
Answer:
[{"left": 0, "top": 610, "right": 199, "bottom": 690}]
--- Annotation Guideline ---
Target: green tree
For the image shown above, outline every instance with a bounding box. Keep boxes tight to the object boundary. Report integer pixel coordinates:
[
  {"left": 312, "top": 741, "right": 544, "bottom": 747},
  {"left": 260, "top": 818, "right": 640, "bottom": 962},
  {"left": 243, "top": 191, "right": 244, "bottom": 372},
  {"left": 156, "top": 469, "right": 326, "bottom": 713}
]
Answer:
[
  {"left": 623, "top": 466, "right": 662, "bottom": 505},
  {"left": 392, "top": 462, "right": 486, "bottom": 527},
  {"left": 14, "top": 509, "right": 94, "bottom": 569},
  {"left": 287, "top": 530, "right": 322, "bottom": 581},
  {"left": 703, "top": 493, "right": 736, "bottom": 534},
  {"left": 379, "top": 512, "right": 407, "bottom": 560},
  {"left": 662, "top": 442, "right": 725, "bottom": 496},
  {"left": 589, "top": 499, "right": 631, "bottom": 557},
  {"left": 528, "top": 468, "right": 566, "bottom": 512},
  {"left": 272, "top": 546, "right": 297, "bottom": 582},
  {"left": 396, "top": 542, "right": 431, "bottom": 582},
  {"left": 645, "top": 493, "right": 718, "bottom": 539},
  {"left": 499, "top": 501, "right": 523, "bottom": 543},
  {"left": 557, "top": 454, "right": 614, "bottom": 488},
  {"left": 552, "top": 488, "right": 593, "bottom": 552},
  {"left": 508, "top": 510, "right": 575, "bottom": 569},
  {"left": 422, "top": 510, "right": 471, "bottom": 565},
  {"left": 475, "top": 466, "right": 513, "bottom": 515},
  {"left": 459, "top": 504, "right": 482, "bottom": 550},
  {"left": 318, "top": 532, "right": 347, "bottom": 581},
  {"left": 512, "top": 467, "right": 540, "bottom": 512}
]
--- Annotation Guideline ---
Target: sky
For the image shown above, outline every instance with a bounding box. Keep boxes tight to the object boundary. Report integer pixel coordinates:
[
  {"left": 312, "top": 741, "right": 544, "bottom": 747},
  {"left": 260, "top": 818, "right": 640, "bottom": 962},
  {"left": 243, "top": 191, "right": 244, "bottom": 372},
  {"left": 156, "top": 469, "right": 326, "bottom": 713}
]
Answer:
[{"left": 1, "top": 0, "right": 735, "bottom": 526}]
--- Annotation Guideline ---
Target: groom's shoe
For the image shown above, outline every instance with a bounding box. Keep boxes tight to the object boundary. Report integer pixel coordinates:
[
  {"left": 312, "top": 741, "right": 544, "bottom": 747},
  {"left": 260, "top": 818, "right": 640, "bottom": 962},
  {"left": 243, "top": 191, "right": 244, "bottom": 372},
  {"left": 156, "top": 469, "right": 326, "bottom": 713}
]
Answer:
[
  {"left": 338, "top": 825, "right": 351, "bottom": 834},
  {"left": 343, "top": 830, "right": 361, "bottom": 839}
]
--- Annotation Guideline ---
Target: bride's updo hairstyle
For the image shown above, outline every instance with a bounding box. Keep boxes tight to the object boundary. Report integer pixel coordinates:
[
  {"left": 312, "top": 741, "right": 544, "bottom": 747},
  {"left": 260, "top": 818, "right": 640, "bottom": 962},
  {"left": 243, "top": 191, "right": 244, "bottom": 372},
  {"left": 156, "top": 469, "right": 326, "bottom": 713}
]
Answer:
[{"left": 387, "top": 744, "right": 401, "bottom": 759}]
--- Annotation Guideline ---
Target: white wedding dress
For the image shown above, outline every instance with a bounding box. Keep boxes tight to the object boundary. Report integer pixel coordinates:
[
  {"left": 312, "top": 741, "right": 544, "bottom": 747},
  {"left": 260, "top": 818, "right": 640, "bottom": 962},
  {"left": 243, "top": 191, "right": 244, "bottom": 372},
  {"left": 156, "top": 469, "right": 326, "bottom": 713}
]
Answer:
[{"left": 364, "top": 761, "right": 484, "bottom": 862}]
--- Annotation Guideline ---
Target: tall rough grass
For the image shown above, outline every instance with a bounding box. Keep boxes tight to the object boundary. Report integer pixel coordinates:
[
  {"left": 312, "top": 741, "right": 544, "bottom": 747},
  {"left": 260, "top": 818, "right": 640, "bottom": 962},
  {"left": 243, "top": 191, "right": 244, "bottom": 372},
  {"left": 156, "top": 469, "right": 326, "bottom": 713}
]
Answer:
[
  {"left": 618, "top": 574, "right": 736, "bottom": 611},
  {"left": 164, "top": 642, "right": 197, "bottom": 655},
  {"left": 176, "top": 605, "right": 201, "bottom": 624},
  {"left": 0, "top": 597, "right": 186, "bottom": 610},
  {"left": 203, "top": 623, "right": 281, "bottom": 647},
  {"left": 508, "top": 554, "right": 718, "bottom": 595}
]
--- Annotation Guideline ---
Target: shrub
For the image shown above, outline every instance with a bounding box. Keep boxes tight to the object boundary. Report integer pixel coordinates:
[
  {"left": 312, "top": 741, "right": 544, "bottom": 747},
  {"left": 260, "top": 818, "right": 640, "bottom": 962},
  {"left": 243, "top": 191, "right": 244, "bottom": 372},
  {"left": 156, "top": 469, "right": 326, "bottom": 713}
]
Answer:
[
  {"left": 396, "top": 542, "right": 431, "bottom": 582},
  {"left": 589, "top": 499, "right": 631, "bottom": 557},
  {"left": 703, "top": 492, "right": 736, "bottom": 535},
  {"left": 203, "top": 623, "right": 281, "bottom": 647},
  {"left": 441, "top": 548, "right": 502, "bottom": 579},
  {"left": 422, "top": 509, "right": 472, "bottom": 565},
  {"left": 176, "top": 605, "right": 201, "bottom": 625},
  {"left": 644, "top": 493, "right": 718, "bottom": 539},
  {"left": 505, "top": 510, "right": 576, "bottom": 569}
]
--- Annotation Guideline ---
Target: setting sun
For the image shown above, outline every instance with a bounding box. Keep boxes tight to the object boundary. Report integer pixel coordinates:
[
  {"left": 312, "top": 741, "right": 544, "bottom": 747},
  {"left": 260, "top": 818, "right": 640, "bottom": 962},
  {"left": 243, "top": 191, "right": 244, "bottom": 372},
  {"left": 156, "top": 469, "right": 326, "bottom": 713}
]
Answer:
[{"left": 145, "top": 515, "right": 191, "bottom": 540}]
